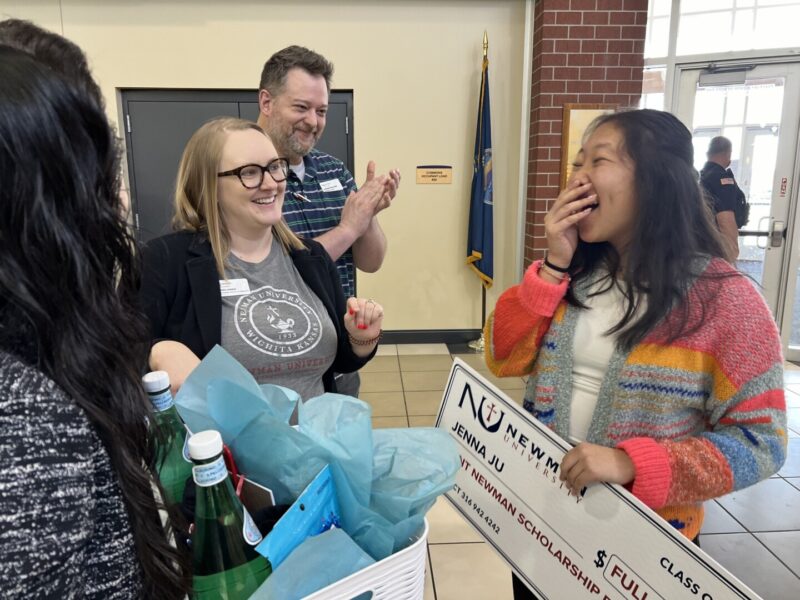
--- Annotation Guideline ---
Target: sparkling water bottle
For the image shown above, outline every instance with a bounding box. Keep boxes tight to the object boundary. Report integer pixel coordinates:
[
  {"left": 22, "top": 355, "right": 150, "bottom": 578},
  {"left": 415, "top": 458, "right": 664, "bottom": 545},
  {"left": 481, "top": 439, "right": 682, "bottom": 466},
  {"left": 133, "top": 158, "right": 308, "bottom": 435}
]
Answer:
[
  {"left": 189, "top": 430, "right": 271, "bottom": 599},
  {"left": 142, "top": 370, "right": 192, "bottom": 506}
]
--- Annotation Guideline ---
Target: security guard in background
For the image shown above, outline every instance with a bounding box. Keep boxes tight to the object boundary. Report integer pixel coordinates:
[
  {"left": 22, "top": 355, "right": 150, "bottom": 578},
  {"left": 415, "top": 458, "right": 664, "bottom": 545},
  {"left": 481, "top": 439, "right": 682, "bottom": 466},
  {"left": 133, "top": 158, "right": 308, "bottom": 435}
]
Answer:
[{"left": 700, "top": 136, "right": 746, "bottom": 263}]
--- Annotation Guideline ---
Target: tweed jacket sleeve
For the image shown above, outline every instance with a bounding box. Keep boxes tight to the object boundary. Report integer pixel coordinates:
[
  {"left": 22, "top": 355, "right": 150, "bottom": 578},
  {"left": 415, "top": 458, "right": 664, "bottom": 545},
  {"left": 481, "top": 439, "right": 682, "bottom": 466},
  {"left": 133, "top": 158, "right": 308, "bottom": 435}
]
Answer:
[
  {"left": 617, "top": 266, "right": 787, "bottom": 510},
  {"left": 0, "top": 353, "right": 142, "bottom": 597},
  {"left": 485, "top": 261, "right": 569, "bottom": 376}
]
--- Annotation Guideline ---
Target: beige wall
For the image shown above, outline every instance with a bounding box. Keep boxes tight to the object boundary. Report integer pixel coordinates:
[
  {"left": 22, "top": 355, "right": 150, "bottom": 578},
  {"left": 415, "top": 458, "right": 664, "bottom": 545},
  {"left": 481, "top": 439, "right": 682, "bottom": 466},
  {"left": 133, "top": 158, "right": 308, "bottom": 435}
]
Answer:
[{"left": 1, "top": 0, "right": 528, "bottom": 332}]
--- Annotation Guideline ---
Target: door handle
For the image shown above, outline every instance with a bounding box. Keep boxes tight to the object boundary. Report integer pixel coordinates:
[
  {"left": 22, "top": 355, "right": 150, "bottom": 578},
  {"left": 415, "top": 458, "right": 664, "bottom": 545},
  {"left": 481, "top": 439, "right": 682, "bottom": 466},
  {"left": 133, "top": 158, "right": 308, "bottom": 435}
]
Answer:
[
  {"left": 770, "top": 220, "right": 786, "bottom": 248},
  {"left": 757, "top": 216, "right": 771, "bottom": 249}
]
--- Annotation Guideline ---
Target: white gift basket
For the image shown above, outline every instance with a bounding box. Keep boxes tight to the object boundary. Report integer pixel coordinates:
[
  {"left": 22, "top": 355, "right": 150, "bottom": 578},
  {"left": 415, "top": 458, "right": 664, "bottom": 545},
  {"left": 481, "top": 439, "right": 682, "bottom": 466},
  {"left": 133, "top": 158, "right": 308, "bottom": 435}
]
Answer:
[{"left": 302, "top": 519, "right": 429, "bottom": 600}]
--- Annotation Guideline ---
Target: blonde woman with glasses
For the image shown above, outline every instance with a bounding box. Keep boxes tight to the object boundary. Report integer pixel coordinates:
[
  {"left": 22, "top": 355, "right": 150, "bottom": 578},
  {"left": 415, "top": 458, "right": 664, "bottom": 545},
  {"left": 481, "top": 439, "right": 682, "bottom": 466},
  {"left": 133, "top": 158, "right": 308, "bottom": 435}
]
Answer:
[{"left": 140, "top": 118, "right": 384, "bottom": 399}]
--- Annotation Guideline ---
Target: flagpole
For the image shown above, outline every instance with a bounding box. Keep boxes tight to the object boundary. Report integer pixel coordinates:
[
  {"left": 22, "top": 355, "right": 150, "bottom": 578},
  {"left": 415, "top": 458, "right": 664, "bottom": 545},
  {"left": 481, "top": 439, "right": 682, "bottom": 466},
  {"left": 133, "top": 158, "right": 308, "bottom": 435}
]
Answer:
[
  {"left": 468, "top": 30, "right": 490, "bottom": 353},
  {"left": 467, "top": 284, "right": 487, "bottom": 352}
]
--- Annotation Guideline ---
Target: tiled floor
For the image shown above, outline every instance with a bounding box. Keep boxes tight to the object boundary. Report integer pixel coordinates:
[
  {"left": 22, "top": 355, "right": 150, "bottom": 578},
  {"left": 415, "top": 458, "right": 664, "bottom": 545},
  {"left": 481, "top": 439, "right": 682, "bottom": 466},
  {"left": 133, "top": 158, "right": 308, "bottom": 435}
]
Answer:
[{"left": 363, "top": 344, "right": 800, "bottom": 600}]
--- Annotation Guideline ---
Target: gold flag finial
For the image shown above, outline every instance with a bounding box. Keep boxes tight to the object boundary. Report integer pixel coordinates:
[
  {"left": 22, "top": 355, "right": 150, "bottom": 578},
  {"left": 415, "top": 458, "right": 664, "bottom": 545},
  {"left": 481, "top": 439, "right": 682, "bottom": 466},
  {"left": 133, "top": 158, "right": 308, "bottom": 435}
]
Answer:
[{"left": 483, "top": 31, "right": 488, "bottom": 58}]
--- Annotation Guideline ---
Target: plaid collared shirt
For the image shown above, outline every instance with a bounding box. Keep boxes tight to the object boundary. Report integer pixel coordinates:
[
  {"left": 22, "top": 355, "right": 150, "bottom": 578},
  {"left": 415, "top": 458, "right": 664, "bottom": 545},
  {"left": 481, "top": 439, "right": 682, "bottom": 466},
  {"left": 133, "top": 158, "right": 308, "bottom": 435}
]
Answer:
[{"left": 284, "top": 149, "right": 356, "bottom": 298}]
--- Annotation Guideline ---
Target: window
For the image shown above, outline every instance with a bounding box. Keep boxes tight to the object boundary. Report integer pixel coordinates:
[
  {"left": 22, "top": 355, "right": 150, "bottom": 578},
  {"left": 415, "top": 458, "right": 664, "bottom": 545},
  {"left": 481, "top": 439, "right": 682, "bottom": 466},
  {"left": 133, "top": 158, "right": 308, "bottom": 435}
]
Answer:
[
  {"left": 642, "top": 1, "right": 800, "bottom": 111},
  {"left": 640, "top": 67, "right": 667, "bottom": 110},
  {"left": 644, "top": 0, "right": 672, "bottom": 59},
  {"left": 676, "top": 0, "right": 800, "bottom": 56}
]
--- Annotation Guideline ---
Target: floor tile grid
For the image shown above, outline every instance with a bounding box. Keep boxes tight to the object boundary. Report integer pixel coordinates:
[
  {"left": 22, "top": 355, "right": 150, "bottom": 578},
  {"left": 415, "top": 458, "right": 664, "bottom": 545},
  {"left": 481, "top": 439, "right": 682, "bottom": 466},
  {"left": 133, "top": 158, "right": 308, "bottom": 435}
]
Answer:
[
  {"left": 704, "top": 497, "right": 800, "bottom": 579},
  {"left": 751, "top": 532, "right": 800, "bottom": 579}
]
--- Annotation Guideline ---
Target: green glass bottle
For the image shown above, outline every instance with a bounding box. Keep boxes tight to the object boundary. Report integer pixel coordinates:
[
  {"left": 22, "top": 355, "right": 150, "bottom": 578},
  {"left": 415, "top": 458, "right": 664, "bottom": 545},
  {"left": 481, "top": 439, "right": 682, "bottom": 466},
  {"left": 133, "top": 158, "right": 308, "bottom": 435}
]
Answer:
[
  {"left": 189, "top": 430, "right": 271, "bottom": 599},
  {"left": 143, "top": 370, "right": 193, "bottom": 506}
]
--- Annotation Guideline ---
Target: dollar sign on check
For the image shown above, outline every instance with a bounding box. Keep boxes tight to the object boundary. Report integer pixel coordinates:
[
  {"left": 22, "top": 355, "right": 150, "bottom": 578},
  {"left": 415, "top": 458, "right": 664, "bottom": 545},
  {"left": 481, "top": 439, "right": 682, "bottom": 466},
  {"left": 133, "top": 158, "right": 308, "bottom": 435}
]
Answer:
[{"left": 594, "top": 550, "right": 607, "bottom": 568}]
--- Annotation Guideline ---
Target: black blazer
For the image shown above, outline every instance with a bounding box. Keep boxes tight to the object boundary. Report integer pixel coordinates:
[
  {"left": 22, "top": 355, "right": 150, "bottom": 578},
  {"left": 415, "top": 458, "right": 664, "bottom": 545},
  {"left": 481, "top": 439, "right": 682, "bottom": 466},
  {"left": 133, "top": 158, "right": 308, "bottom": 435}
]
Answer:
[{"left": 139, "top": 230, "right": 373, "bottom": 393}]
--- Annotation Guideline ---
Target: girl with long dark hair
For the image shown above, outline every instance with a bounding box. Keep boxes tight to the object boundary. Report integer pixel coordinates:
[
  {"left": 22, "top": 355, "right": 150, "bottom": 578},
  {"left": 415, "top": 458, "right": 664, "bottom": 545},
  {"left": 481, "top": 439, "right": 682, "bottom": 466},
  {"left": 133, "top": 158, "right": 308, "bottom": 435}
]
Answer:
[
  {"left": 0, "top": 46, "right": 189, "bottom": 597},
  {"left": 485, "top": 109, "right": 787, "bottom": 599}
]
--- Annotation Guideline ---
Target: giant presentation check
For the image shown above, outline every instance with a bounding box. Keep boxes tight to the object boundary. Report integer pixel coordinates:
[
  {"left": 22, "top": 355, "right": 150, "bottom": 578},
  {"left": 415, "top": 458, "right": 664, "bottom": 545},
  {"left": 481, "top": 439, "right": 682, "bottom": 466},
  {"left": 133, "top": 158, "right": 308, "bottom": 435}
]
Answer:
[{"left": 435, "top": 358, "right": 761, "bottom": 600}]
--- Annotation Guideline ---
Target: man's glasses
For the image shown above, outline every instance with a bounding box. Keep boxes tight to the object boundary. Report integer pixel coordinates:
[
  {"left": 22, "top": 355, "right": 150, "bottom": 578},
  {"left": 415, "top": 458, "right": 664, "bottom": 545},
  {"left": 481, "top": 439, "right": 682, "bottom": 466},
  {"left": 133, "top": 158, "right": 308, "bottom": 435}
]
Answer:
[{"left": 218, "top": 158, "right": 290, "bottom": 189}]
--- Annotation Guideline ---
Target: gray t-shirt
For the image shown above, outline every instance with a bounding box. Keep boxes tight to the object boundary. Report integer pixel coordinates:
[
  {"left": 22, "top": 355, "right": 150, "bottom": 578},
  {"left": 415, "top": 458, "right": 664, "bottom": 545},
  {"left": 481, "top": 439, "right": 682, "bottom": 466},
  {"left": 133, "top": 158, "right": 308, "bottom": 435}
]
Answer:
[{"left": 220, "top": 238, "right": 337, "bottom": 400}]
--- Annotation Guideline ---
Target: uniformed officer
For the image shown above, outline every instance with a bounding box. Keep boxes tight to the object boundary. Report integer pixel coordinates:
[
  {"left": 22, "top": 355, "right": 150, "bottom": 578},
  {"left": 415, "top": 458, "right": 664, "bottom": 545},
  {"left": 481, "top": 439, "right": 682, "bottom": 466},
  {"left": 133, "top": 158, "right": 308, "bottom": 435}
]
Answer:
[{"left": 700, "top": 136, "right": 745, "bottom": 263}]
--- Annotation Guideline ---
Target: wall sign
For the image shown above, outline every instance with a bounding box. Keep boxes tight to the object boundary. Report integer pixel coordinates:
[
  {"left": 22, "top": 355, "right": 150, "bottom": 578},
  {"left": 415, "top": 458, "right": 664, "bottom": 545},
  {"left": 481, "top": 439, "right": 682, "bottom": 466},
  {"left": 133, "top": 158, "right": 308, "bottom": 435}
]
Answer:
[{"left": 416, "top": 165, "right": 453, "bottom": 184}]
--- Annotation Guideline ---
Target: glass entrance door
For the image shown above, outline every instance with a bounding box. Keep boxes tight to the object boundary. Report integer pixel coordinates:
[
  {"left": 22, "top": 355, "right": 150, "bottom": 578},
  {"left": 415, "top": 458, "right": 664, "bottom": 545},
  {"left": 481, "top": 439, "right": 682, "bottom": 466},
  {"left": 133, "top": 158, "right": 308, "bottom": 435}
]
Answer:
[{"left": 673, "top": 61, "right": 800, "bottom": 360}]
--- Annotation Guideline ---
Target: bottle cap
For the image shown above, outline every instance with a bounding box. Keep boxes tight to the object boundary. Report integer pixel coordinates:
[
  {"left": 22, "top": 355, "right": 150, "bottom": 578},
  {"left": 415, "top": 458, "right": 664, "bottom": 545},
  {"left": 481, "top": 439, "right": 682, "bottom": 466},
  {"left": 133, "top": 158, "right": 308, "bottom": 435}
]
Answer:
[
  {"left": 188, "top": 430, "right": 223, "bottom": 461},
  {"left": 142, "top": 371, "right": 170, "bottom": 393}
]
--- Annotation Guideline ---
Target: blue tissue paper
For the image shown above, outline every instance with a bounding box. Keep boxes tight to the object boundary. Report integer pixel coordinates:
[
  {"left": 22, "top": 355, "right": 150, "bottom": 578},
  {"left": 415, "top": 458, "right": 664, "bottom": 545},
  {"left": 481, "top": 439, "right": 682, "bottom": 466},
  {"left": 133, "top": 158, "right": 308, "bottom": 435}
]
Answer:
[
  {"left": 251, "top": 527, "right": 375, "bottom": 600},
  {"left": 174, "top": 345, "right": 459, "bottom": 559}
]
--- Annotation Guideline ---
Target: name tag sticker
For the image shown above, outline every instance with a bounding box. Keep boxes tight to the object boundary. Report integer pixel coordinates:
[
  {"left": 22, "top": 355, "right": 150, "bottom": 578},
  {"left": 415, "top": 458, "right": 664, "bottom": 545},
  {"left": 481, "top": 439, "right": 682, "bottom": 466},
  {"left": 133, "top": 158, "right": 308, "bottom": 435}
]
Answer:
[
  {"left": 720, "top": 177, "right": 735, "bottom": 185},
  {"left": 220, "top": 278, "right": 250, "bottom": 297},
  {"left": 319, "top": 179, "right": 344, "bottom": 193}
]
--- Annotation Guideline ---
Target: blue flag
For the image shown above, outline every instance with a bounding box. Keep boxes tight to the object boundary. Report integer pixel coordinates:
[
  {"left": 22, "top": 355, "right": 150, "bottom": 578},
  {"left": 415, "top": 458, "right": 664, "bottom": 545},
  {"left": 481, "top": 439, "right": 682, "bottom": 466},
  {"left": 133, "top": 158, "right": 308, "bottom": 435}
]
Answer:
[{"left": 466, "top": 55, "right": 493, "bottom": 288}]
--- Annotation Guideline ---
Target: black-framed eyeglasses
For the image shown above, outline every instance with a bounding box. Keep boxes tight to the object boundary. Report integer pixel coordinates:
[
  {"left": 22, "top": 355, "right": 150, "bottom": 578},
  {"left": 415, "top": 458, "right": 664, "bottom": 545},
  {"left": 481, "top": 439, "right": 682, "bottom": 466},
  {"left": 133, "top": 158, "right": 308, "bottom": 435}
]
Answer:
[{"left": 217, "top": 158, "right": 290, "bottom": 189}]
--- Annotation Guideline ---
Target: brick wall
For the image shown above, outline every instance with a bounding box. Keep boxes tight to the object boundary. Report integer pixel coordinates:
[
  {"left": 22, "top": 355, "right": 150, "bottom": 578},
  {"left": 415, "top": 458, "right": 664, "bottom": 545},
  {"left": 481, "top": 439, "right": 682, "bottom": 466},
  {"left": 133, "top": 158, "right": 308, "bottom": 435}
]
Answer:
[{"left": 524, "top": 0, "right": 648, "bottom": 266}]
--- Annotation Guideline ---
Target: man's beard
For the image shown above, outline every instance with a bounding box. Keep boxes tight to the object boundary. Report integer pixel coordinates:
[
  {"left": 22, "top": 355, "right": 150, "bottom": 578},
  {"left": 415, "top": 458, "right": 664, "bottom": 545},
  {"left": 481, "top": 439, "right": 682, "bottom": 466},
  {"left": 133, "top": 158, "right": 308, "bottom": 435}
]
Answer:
[
  {"left": 262, "top": 119, "right": 317, "bottom": 159},
  {"left": 286, "top": 128, "right": 318, "bottom": 157}
]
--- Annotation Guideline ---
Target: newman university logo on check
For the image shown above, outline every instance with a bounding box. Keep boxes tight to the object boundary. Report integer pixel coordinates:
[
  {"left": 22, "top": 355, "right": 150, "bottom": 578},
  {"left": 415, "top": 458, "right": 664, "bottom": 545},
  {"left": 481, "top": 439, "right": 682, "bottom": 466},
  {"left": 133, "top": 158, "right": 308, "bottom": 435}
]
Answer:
[{"left": 435, "top": 359, "right": 762, "bottom": 600}]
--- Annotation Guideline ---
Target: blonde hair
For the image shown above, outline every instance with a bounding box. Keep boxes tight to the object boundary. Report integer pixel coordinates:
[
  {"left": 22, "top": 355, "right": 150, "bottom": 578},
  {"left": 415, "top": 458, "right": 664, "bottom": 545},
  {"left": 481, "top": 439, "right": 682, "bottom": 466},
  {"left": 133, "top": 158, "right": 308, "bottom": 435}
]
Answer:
[{"left": 172, "top": 116, "right": 305, "bottom": 276}]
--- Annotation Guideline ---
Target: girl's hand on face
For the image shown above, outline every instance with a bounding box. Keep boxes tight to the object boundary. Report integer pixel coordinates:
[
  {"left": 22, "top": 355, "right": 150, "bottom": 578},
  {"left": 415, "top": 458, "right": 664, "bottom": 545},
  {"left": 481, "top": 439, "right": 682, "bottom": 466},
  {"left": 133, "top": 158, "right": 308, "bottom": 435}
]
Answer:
[
  {"left": 559, "top": 442, "right": 635, "bottom": 496},
  {"left": 544, "top": 177, "right": 598, "bottom": 268}
]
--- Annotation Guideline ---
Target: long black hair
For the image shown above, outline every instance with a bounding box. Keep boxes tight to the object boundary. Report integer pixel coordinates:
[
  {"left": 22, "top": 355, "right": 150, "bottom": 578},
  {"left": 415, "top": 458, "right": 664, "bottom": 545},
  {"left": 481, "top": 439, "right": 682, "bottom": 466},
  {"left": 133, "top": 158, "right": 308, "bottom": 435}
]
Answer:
[
  {"left": 566, "top": 108, "right": 732, "bottom": 350},
  {"left": 0, "top": 18, "right": 104, "bottom": 109},
  {"left": 0, "top": 46, "right": 189, "bottom": 597}
]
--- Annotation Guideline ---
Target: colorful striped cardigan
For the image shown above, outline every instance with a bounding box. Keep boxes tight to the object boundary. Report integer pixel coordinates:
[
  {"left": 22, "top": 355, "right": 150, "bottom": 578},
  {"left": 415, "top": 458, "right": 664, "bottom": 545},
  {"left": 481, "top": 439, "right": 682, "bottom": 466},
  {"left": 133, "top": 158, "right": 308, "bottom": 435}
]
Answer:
[{"left": 485, "top": 257, "right": 787, "bottom": 540}]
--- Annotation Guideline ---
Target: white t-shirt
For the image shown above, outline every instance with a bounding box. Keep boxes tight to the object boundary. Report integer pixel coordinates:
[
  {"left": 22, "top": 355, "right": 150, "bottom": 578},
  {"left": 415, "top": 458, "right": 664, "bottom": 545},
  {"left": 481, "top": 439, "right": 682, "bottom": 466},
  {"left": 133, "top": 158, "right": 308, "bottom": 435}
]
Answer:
[
  {"left": 570, "top": 278, "right": 632, "bottom": 441},
  {"left": 289, "top": 161, "right": 306, "bottom": 182}
]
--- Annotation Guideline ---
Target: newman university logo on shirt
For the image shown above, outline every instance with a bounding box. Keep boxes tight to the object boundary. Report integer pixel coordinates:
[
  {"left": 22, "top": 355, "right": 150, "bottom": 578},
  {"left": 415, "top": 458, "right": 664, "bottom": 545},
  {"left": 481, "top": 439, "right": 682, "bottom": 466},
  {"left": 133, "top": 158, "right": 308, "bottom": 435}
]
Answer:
[{"left": 234, "top": 285, "right": 322, "bottom": 357}]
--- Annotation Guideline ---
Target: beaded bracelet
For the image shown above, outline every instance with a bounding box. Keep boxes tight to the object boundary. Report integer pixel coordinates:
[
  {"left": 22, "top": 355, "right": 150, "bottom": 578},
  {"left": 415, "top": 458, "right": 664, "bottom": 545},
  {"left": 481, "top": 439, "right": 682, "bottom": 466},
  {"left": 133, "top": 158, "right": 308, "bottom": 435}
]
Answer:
[{"left": 348, "top": 329, "right": 382, "bottom": 346}]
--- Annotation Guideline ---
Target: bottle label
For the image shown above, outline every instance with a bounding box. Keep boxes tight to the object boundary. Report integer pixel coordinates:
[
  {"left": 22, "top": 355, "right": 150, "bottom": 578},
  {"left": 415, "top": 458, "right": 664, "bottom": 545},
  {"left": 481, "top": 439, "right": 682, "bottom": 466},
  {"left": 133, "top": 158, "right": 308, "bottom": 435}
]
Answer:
[
  {"left": 193, "top": 456, "right": 228, "bottom": 487},
  {"left": 243, "top": 506, "right": 263, "bottom": 546},
  {"left": 181, "top": 425, "right": 192, "bottom": 463},
  {"left": 148, "top": 389, "right": 174, "bottom": 412}
]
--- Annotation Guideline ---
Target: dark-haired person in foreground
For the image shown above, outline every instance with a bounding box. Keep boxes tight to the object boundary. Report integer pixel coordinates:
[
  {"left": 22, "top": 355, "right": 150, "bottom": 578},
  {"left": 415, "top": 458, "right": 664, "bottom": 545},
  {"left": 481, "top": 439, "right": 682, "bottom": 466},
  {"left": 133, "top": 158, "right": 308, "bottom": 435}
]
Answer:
[
  {"left": 0, "top": 45, "right": 189, "bottom": 598},
  {"left": 0, "top": 18, "right": 131, "bottom": 213},
  {"left": 484, "top": 109, "right": 786, "bottom": 599},
  {"left": 0, "top": 18, "right": 104, "bottom": 107}
]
